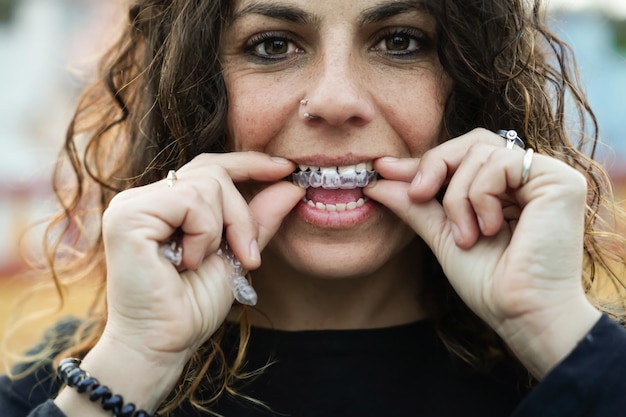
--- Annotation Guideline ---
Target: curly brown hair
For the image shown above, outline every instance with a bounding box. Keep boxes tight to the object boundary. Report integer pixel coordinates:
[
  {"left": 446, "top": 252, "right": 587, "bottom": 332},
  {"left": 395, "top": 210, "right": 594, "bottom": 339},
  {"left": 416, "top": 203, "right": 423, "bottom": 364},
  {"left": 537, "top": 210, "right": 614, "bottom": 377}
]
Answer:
[{"left": 8, "top": 0, "right": 626, "bottom": 415}]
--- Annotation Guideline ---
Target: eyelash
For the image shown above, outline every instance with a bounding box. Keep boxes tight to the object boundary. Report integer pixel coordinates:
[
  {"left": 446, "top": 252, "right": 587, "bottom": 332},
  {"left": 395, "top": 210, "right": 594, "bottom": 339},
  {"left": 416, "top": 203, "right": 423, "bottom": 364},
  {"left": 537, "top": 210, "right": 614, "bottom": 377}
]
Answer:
[
  {"left": 244, "top": 27, "right": 431, "bottom": 63},
  {"left": 245, "top": 31, "right": 303, "bottom": 62},
  {"left": 370, "top": 28, "right": 431, "bottom": 59}
]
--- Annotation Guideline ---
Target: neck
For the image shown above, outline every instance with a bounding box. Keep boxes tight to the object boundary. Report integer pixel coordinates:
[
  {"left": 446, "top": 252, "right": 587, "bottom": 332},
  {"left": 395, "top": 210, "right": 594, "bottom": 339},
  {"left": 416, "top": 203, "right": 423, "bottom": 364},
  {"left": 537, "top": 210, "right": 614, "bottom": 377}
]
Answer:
[{"left": 233, "top": 239, "right": 428, "bottom": 330}]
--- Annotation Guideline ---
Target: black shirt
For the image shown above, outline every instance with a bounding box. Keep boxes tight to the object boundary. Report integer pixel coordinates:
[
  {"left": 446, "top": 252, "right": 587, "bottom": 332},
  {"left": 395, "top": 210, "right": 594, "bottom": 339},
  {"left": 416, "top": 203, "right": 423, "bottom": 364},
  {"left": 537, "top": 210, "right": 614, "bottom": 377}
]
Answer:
[
  {"left": 2, "top": 315, "right": 626, "bottom": 417},
  {"left": 204, "top": 320, "right": 528, "bottom": 417}
]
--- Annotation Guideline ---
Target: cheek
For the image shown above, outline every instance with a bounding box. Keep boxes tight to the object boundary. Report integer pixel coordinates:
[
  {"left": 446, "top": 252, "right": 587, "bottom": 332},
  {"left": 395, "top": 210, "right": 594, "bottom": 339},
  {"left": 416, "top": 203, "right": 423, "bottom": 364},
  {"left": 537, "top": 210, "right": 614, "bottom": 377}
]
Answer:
[
  {"left": 387, "top": 89, "right": 445, "bottom": 157},
  {"left": 381, "top": 73, "right": 449, "bottom": 156},
  {"left": 226, "top": 76, "right": 295, "bottom": 152}
]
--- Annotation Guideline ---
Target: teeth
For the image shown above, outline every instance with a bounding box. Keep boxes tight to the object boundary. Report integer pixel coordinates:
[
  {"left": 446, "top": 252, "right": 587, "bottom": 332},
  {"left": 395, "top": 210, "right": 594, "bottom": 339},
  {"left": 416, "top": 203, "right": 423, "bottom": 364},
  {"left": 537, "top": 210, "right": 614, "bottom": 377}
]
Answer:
[
  {"left": 338, "top": 165, "right": 356, "bottom": 174},
  {"left": 293, "top": 163, "right": 377, "bottom": 189},
  {"left": 339, "top": 169, "right": 356, "bottom": 189},
  {"left": 321, "top": 169, "right": 341, "bottom": 189},
  {"left": 355, "top": 170, "right": 367, "bottom": 187},
  {"left": 295, "top": 172, "right": 310, "bottom": 188},
  {"left": 302, "top": 196, "right": 368, "bottom": 211},
  {"left": 309, "top": 170, "right": 323, "bottom": 188}
]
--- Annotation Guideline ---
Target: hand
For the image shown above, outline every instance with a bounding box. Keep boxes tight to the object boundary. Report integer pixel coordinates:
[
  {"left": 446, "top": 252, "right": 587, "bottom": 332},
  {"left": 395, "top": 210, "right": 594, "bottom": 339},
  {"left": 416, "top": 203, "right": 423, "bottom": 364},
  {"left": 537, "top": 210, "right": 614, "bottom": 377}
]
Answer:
[
  {"left": 100, "top": 151, "right": 303, "bottom": 362},
  {"left": 365, "top": 128, "right": 600, "bottom": 377}
]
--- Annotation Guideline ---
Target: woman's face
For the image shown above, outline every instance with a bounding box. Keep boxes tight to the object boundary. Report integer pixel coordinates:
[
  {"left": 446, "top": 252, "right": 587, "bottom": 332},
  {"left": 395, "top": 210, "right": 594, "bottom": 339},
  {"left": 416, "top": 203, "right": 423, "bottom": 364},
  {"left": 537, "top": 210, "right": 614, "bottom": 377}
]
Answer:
[{"left": 221, "top": 0, "right": 450, "bottom": 279}]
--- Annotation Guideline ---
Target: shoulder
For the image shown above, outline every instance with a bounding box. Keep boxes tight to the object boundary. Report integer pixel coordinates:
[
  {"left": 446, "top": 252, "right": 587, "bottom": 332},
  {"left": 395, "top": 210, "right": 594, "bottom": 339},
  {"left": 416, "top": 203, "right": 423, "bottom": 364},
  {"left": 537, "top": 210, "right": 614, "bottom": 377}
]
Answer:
[{"left": 0, "top": 317, "right": 82, "bottom": 415}]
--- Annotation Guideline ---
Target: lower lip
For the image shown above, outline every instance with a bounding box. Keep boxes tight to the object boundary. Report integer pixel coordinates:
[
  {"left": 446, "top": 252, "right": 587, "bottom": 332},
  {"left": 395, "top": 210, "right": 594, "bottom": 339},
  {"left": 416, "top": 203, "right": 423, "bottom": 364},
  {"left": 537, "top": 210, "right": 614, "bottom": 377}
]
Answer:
[{"left": 294, "top": 197, "right": 377, "bottom": 228}]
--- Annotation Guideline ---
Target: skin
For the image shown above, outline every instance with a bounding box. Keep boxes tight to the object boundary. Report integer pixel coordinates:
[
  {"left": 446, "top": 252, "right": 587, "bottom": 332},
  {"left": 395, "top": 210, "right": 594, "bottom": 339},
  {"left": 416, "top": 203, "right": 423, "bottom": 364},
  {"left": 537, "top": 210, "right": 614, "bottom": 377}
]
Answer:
[
  {"left": 221, "top": 0, "right": 448, "bottom": 329},
  {"left": 54, "top": 0, "right": 601, "bottom": 415}
]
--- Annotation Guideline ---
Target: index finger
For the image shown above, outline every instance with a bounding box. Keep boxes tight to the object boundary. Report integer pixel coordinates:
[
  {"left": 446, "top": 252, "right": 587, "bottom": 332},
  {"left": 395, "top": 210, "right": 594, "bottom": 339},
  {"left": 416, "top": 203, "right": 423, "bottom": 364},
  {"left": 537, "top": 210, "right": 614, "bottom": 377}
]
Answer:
[
  {"left": 178, "top": 151, "right": 296, "bottom": 184},
  {"left": 409, "top": 128, "right": 514, "bottom": 202}
]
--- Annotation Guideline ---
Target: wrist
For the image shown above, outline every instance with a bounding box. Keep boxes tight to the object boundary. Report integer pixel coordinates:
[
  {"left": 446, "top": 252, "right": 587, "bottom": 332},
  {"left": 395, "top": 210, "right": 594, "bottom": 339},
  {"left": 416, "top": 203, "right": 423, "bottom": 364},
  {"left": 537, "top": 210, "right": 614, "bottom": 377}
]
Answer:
[
  {"left": 496, "top": 295, "right": 601, "bottom": 379},
  {"left": 56, "top": 358, "right": 153, "bottom": 417},
  {"left": 55, "top": 335, "right": 187, "bottom": 416}
]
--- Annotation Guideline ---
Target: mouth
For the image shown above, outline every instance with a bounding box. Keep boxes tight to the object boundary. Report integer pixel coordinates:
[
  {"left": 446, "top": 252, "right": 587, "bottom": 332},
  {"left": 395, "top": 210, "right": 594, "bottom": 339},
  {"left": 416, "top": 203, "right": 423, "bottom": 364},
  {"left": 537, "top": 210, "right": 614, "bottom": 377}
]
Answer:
[{"left": 291, "top": 162, "right": 378, "bottom": 190}]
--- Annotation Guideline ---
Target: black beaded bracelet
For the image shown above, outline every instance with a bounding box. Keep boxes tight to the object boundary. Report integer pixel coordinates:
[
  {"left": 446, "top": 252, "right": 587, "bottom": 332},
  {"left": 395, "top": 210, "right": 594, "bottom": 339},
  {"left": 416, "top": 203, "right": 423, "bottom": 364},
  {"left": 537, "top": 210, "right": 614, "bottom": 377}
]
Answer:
[{"left": 57, "top": 358, "right": 153, "bottom": 417}]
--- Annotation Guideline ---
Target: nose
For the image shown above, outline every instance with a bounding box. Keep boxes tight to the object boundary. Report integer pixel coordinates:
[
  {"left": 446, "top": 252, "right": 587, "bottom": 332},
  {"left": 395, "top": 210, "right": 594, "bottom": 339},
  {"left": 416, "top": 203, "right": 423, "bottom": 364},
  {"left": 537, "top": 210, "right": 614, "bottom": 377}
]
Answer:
[{"left": 302, "top": 52, "right": 375, "bottom": 127}]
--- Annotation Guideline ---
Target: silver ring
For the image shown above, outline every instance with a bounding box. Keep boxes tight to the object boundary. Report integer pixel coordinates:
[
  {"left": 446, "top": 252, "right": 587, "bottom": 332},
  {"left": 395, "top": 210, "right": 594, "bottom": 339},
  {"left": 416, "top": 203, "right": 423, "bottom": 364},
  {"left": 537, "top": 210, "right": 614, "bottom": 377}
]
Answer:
[
  {"left": 498, "top": 130, "right": 525, "bottom": 149},
  {"left": 300, "top": 98, "right": 309, "bottom": 105},
  {"left": 521, "top": 148, "right": 533, "bottom": 186},
  {"left": 166, "top": 170, "right": 177, "bottom": 188}
]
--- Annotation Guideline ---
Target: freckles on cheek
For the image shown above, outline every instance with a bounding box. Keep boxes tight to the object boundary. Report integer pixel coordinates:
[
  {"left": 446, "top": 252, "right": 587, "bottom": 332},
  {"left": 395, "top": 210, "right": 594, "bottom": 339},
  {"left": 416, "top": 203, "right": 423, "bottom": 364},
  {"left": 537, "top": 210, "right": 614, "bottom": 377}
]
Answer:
[
  {"left": 228, "top": 85, "right": 291, "bottom": 152},
  {"left": 393, "top": 98, "right": 446, "bottom": 156}
]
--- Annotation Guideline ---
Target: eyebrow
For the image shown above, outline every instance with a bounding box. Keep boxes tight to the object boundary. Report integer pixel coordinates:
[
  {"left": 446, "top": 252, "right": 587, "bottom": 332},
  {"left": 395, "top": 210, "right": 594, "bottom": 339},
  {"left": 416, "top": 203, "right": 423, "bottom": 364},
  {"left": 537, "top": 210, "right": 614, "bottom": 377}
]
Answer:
[
  {"left": 359, "top": 1, "right": 428, "bottom": 25},
  {"left": 232, "top": 3, "right": 319, "bottom": 26},
  {"left": 231, "top": 1, "right": 428, "bottom": 27}
]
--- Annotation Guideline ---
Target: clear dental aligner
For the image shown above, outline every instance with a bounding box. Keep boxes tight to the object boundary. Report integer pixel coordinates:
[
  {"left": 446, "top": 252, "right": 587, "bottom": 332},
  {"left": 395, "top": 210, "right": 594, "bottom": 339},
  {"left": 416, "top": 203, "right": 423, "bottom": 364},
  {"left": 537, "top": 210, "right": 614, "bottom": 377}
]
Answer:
[
  {"left": 291, "top": 166, "right": 378, "bottom": 189},
  {"left": 217, "top": 240, "right": 258, "bottom": 306},
  {"left": 160, "top": 237, "right": 257, "bottom": 306},
  {"left": 160, "top": 239, "right": 183, "bottom": 266}
]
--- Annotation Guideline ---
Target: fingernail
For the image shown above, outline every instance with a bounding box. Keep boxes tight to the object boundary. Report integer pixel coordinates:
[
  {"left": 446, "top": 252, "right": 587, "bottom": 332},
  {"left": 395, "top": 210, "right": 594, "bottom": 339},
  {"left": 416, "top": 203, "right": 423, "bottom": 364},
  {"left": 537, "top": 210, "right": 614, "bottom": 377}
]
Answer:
[
  {"left": 477, "top": 216, "right": 485, "bottom": 233},
  {"left": 411, "top": 173, "right": 422, "bottom": 187},
  {"left": 249, "top": 239, "right": 260, "bottom": 263},
  {"left": 271, "top": 156, "right": 290, "bottom": 164},
  {"left": 450, "top": 222, "right": 462, "bottom": 244},
  {"left": 379, "top": 156, "right": 399, "bottom": 162}
]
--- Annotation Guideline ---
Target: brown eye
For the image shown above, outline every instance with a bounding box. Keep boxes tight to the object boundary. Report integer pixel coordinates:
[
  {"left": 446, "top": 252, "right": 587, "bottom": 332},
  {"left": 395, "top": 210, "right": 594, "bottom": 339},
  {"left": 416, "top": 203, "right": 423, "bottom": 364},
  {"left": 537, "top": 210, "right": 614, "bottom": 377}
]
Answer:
[
  {"left": 261, "top": 39, "right": 288, "bottom": 55},
  {"left": 370, "top": 28, "right": 429, "bottom": 59},
  {"left": 385, "top": 35, "right": 411, "bottom": 51},
  {"left": 249, "top": 34, "right": 303, "bottom": 60}
]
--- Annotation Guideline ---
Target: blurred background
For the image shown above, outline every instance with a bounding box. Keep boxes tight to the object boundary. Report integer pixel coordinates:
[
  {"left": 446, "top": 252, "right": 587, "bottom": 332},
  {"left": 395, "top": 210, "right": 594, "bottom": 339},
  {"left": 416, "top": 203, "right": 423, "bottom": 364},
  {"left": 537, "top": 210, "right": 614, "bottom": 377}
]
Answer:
[{"left": 1, "top": 0, "right": 626, "bottom": 349}]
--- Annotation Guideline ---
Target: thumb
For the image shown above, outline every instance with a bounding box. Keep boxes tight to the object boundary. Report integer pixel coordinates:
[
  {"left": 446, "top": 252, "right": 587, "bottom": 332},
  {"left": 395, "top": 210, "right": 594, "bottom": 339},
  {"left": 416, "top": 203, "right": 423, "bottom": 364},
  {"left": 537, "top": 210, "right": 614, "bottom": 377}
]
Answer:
[
  {"left": 365, "top": 179, "right": 451, "bottom": 255},
  {"left": 249, "top": 181, "right": 306, "bottom": 250}
]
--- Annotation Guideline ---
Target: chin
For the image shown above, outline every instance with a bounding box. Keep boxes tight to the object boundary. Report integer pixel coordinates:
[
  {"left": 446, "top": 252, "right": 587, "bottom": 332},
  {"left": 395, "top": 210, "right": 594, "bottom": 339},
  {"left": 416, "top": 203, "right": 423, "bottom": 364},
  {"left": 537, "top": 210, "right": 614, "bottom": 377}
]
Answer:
[{"left": 264, "top": 222, "right": 417, "bottom": 280}]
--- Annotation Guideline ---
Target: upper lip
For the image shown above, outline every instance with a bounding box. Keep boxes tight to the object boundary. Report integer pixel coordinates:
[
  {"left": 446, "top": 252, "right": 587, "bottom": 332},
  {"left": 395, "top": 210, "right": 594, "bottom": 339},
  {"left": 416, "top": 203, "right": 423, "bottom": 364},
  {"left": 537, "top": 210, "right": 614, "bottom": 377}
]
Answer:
[{"left": 286, "top": 154, "right": 381, "bottom": 167}]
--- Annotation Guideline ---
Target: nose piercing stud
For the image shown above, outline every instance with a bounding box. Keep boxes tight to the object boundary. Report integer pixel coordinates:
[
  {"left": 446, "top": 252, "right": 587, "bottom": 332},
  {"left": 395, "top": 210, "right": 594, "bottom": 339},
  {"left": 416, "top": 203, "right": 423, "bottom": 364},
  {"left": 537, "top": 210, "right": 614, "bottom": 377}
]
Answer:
[{"left": 300, "top": 98, "right": 318, "bottom": 119}]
